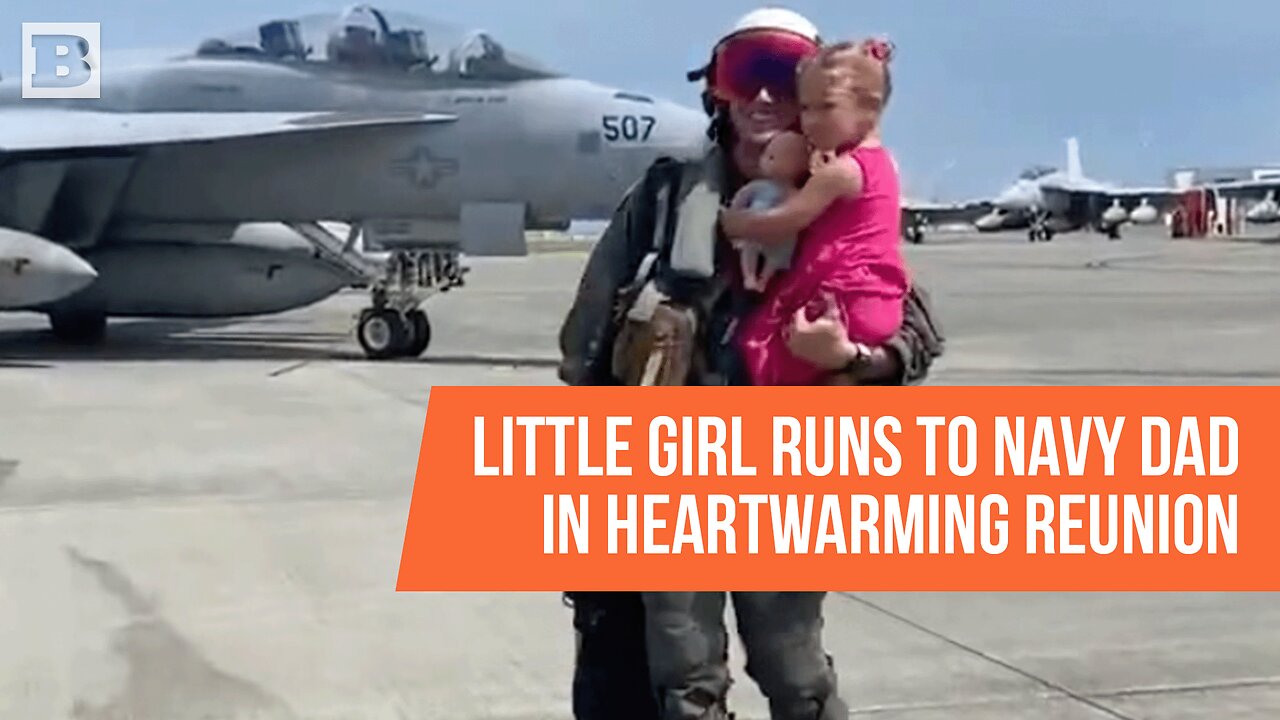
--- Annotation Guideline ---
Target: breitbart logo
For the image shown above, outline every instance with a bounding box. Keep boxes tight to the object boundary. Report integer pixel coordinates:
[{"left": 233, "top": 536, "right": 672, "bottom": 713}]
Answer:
[{"left": 22, "top": 22, "right": 101, "bottom": 99}]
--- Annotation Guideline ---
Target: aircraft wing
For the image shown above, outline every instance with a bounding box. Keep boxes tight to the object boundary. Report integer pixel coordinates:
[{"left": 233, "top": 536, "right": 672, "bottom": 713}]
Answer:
[
  {"left": 1204, "top": 178, "right": 1280, "bottom": 199},
  {"left": 0, "top": 109, "right": 458, "bottom": 155},
  {"left": 0, "top": 109, "right": 461, "bottom": 240},
  {"left": 1092, "top": 186, "right": 1182, "bottom": 202},
  {"left": 1041, "top": 184, "right": 1184, "bottom": 213},
  {"left": 902, "top": 198, "right": 994, "bottom": 227}
]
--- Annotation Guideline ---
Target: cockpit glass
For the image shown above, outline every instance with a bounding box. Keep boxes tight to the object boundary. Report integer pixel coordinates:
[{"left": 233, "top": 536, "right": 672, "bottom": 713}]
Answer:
[
  {"left": 1018, "top": 165, "right": 1057, "bottom": 182},
  {"left": 195, "top": 5, "right": 562, "bottom": 81}
]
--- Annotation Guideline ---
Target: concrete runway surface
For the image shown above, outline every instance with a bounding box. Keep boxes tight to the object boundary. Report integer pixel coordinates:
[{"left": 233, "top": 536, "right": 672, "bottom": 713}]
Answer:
[{"left": 2, "top": 228, "right": 1279, "bottom": 719}]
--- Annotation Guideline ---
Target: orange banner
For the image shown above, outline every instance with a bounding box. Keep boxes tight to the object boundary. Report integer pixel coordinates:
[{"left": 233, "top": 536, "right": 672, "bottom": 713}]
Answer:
[{"left": 396, "top": 387, "right": 1276, "bottom": 592}]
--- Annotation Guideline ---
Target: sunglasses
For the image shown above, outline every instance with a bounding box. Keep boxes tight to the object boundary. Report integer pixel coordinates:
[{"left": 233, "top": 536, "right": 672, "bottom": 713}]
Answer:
[{"left": 710, "top": 30, "right": 821, "bottom": 104}]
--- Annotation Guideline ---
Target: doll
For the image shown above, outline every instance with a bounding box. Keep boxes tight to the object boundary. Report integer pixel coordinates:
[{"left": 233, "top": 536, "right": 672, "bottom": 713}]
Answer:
[{"left": 728, "top": 130, "right": 811, "bottom": 291}]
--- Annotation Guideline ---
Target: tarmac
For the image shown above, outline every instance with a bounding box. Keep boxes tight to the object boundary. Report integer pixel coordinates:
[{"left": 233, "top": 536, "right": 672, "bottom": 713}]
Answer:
[{"left": 1, "top": 226, "right": 1279, "bottom": 720}]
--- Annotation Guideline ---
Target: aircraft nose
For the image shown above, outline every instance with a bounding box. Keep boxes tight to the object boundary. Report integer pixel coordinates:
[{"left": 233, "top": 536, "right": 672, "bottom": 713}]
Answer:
[{"left": 994, "top": 185, "right": 1027, "bottom": 211}]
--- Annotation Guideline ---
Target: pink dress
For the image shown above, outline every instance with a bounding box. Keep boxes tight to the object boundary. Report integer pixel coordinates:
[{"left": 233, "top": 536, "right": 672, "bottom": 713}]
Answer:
[{"left": 735, "top": 145, "right": 909, "bottom": 386}]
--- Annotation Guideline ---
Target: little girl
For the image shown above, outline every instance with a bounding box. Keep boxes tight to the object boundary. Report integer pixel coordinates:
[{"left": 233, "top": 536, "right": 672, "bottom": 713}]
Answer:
[{"left": 720, "top": 37, "right": 909, "bottom": 387}]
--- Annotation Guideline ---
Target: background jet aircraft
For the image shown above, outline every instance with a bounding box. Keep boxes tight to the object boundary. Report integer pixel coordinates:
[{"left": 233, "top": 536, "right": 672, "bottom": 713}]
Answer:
[
  {"left": 0, "top": 5, "right": 707, "bottom": 359},
  {"left": 985, "top": 138, "right": 1179, "bottom": 242}
]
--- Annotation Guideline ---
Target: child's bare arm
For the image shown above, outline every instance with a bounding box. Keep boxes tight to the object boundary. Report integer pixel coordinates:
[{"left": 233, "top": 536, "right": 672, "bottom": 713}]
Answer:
[{"left": 720, "top": 159, "right": 863, "bottom": 243}]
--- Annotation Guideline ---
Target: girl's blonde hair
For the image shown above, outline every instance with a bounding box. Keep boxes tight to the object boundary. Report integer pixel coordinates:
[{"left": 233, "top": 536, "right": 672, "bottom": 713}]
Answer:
[{"left": 797, "top": 38, "right": 894, "bottom": 112}]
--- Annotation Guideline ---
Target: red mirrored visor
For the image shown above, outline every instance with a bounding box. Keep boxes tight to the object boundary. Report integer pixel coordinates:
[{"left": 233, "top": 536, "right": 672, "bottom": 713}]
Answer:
[{"left": 711, "top": 30, "right": 820, "bottom": 104}]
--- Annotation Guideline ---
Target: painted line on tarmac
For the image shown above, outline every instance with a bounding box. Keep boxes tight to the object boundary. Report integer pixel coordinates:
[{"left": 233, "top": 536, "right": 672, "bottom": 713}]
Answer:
[
  {"left": 1091, "top": 675, "right": 1280, "bottom": 699},
  {"left": 837, "top": 593, "right": 1138, "bottom": 720},
  {"left": 268, "top": 360, "right": 311, "bottom": 378},
  {"left": 418, "top": 354, "right": 560, "bottom": 369}
]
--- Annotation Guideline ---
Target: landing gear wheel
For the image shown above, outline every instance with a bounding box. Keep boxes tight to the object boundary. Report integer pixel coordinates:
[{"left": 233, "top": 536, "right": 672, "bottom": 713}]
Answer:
[
  {"left": 402, "top": 310, "right": 432, "bottom": 358},
  {"left": 357, "top": 308, "right": 408, "bottom": 360},
  {"left": 49, "top": 310, "right": 107, "bottom": 345},
  {"left": 1028, "top": 225, "right": 1053, "bottom": 243}
]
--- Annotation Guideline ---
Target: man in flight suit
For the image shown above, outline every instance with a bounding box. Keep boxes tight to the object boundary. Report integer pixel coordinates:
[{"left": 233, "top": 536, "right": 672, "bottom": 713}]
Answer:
[{"left": 557, "top": 8, "right": 946, "bottom": 720}]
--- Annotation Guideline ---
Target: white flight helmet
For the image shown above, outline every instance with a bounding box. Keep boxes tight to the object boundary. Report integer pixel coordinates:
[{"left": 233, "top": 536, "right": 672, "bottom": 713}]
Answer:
[
  {"left": 688, "top": 6, "right": 822, "bottom": 112},
  {"left": 720, "top": 7, "right": 821, "bottom": 45}
]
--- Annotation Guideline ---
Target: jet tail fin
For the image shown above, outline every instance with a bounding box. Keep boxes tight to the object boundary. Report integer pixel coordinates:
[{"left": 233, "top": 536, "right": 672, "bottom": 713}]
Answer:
[{"left": 1066, "top": 137, "right": 1083, "bottom": 182}]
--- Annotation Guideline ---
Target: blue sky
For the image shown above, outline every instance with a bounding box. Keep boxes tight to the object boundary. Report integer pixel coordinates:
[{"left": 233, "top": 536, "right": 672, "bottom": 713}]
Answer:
[{"left": 3, "top": 1, "right": 1278, "bottom": 200}]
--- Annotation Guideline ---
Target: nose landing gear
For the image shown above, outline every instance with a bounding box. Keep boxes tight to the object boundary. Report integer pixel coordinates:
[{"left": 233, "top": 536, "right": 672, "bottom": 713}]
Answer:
[
  {"left": 1027, "top": 209, "right": 1054, "bottom": 243},
  {"left": 905, "top": 214, "right": 926, "bottom": 244}
]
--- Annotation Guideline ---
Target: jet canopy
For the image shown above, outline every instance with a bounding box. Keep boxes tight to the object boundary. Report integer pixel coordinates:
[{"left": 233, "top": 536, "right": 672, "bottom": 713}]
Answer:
[
  {"left": 1018, "top": 165, "right": 1058, "bottom": 182},
  {"left": 195, "top": 5, "right": 562, "bottom": 81}
]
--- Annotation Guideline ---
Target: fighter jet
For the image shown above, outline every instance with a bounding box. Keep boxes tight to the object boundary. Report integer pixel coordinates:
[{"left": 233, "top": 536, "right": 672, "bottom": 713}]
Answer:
[
  {"left": 986, "top": 138, "right": 1179, "bottom": 242},
  {"left": 0, "top": 5, "right": 707, "bottom": 359}
]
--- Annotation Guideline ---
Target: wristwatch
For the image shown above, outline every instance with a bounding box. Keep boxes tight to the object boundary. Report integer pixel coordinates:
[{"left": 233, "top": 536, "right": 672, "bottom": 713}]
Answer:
[{"left": 840, "top": 342, "right": 873, "bottom": 377}]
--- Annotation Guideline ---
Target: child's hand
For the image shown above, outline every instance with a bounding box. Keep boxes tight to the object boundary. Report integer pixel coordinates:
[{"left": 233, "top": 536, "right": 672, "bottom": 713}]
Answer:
[
  {"left": 785, "top": 293, "right": 859, "bottom": 371},
  {"left": 811, "top": 150, "right": 859, "bottom": 178},
  {"left": 810, "top": 150, "right": 837, "bottom": 175},
  {"left": 719, "top": 207, "right": 755, "bottom": 238}
]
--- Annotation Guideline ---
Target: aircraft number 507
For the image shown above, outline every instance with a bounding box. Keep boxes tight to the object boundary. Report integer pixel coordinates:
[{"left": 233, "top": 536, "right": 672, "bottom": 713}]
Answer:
[{"left": 603, "top": 115, "right": 656, "bottom": 142}]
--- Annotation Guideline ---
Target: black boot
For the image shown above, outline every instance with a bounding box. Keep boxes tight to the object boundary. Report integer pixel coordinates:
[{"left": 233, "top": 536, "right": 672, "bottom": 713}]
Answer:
[{"left": 569, "top": 592, "right": 661, "bottom": 720}]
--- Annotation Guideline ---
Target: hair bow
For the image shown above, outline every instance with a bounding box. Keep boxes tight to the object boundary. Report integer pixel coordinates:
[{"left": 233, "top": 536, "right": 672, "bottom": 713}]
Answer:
[{"left": 861, "top": 37, "right": 895, "bottom": 63}]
